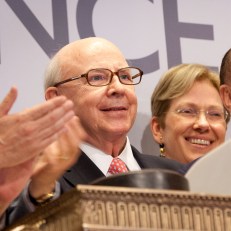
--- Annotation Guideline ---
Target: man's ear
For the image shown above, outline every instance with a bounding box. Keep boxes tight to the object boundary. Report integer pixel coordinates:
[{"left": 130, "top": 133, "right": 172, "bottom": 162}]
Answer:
[
  {"left": 45, "top": 87, "right": 59, "bottom": 100},
  {"left": 150, "top": 116, "right": 162, "bottom": 143},
  {"left": 220, "top": 85, "right": 231, "bottom": 111}
]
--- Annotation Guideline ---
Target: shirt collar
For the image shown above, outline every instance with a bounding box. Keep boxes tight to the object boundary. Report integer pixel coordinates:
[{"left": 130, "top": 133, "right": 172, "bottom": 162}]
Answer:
[{"left": 80, "top": 137, "right": 141, "bottom": 175}]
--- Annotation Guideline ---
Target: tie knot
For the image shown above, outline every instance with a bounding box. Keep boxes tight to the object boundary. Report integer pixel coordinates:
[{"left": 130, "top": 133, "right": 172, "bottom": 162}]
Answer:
[{"left": 108, "top": 158, "right": 128, "bottom": 174}]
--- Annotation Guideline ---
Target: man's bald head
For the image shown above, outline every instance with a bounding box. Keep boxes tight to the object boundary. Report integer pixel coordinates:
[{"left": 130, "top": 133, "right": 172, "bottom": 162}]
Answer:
[{"left": 44, "top": 37, "right": 127, "bottom": 89}]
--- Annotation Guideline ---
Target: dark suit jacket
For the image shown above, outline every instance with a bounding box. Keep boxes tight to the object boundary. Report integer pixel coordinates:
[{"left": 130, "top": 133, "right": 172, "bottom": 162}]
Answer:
[
  {"left": 7, "top": 146, "right": 183, "bottom": 226},
  {"left": 59, "top": 146, "right": 183, "bottom": 192}
]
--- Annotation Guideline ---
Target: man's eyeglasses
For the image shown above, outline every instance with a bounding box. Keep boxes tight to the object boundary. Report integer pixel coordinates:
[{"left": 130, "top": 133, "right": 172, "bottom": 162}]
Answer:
[
  {"left": 174, "top": 107, "right": 230, "bottom": 123},
  {"left": 53, "top": 67, "right": 143, "bottom": 87}
]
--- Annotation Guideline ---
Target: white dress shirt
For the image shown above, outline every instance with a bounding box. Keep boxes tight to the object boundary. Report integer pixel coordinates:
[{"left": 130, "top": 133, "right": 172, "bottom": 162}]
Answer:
[{"left": 81, "top": 137, "right": 141, "bottom": 175}]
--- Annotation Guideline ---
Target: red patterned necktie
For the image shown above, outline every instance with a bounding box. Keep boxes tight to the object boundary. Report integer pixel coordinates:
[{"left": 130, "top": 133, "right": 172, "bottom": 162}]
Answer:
[{"left": 108, "top": 158, "right": 128, "bottom": 174}]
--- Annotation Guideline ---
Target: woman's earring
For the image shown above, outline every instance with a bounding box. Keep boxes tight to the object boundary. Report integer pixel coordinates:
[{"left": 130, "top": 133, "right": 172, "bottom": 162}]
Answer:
[{"left": 159, "top": 136, "right": 165, "bottom": 157}]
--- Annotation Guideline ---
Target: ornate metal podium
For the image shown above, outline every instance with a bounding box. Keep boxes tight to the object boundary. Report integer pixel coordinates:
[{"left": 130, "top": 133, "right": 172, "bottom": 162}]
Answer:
[{"left": 6, "top": 184, "right": 231, "bottom": 231}]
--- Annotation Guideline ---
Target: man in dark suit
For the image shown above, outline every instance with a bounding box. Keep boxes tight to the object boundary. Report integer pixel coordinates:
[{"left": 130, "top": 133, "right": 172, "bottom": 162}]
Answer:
[
  {"left": 220, "top": 48, "right": 231, "bottom": 113},
  {"left": 8, "top": 37, "right": 183, "bottom": 226}
]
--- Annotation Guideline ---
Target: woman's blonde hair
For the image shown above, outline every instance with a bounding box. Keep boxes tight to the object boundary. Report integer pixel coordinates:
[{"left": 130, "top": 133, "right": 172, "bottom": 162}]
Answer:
[{"left": 151, "top": 63, "right": 221, "bottom": 128}]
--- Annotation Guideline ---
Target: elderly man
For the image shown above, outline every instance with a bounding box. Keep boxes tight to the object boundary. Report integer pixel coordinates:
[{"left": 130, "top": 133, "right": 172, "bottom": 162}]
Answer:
[{"left": 8, "top": 37, "right": 183, "bottom": 226}]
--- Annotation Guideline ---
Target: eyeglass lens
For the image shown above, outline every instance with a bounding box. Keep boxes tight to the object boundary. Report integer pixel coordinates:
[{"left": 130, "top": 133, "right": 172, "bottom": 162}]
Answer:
[
  {"left": 87, "top": 67, "right": 141, "bottom": 86},
  {"left": 176, "top": 108, "right": 227, "bottom": 122}
]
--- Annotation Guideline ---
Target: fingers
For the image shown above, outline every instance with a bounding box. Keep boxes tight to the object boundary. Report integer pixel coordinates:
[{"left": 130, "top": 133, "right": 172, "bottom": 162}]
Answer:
[
  {"left": 20, "top": 96, "right": 72, "bottom": 121},
  {"left": 28, "top": 110, "right": 76, "bottom": 150},
  {"left": 17, "top": 97, "right": 75, "bottom": 140},
  {"left": 51, "top": 116, "right": 86, "bottom": 163},
  {"left": 18, "top": 100, "right": 76, "bottom": 145},
  {"left": 28, "top": 116, "right": 86, "bottom": 198},
  {"left": 35, "top": 99, "right": 75, "bottom": 133},
  {"left": 67, "top": 116, "right": 87, "bottom": 142},
  {"left": 35, "top": 116, "right": 84, "bottom": 160},
  {"left": 0, "top": 87, "right": 18, "bottom": 117},
  {"left": 36, "top": 116, "right": 85, "bottom": 170},
  {"left": 0, "top": 96, "right": 76, "bottom": 168}
]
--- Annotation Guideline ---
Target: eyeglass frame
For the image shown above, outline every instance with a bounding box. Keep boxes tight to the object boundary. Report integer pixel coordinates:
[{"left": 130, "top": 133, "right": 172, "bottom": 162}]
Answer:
[
  {"left": 53, "top": 66, "right": 143, "bottom": 87},
  {"left": 173, "top": 107, "right": 230, "bottom": 123}
]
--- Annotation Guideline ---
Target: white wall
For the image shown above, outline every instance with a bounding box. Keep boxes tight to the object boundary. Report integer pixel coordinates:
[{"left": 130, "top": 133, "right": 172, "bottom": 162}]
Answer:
[{"left": 1, "top": 0, "right": 231, "bottom": 156}]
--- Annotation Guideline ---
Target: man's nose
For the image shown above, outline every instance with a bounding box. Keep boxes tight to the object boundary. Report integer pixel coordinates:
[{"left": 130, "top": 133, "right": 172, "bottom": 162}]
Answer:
[
  {"left": 109, "top": 74, "right": 125, "bottom": 87},
  {"left": 106, "top": 74, "right": 126, "bottom": 95}
]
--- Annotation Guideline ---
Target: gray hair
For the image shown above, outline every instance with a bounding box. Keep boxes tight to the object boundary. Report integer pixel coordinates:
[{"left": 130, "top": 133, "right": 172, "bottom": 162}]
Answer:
[{"left": 44, "top": 55, "right": 62, "bottom": 90}]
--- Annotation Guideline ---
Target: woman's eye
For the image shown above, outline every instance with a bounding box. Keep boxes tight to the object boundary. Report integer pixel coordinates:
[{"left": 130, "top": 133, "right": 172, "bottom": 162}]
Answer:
[
  {"left": 208, "top": 111, "right": 223, "bottom": 117},
  {"left": 179, "top": 108, "right": 195, "bottom": 114}
]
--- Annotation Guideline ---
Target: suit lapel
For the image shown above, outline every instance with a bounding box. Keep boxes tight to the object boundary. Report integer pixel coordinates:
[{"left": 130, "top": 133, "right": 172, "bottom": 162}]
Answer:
[
  {"left": 131, "top": 146, "right": 147, "bottom": 168},
  {"left": 63, "top": 151, "right": 105, "bottom": 187}
]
